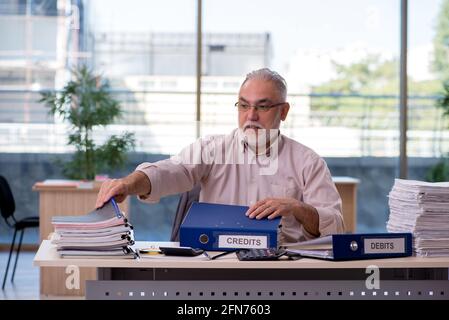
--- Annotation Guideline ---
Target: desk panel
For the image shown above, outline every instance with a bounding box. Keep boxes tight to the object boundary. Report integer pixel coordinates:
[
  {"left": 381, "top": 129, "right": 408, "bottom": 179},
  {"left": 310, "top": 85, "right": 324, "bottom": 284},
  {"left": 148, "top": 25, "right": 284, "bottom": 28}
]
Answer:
[{"left": 86, "top": 279, "right": 449, "bottom": 300}]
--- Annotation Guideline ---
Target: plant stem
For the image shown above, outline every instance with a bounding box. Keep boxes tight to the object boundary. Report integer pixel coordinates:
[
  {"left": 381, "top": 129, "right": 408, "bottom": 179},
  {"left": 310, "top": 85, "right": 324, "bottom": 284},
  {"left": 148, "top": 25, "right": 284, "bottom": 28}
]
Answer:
[{"left": 84, "top": 126, "right": 93, "bottom": 180}]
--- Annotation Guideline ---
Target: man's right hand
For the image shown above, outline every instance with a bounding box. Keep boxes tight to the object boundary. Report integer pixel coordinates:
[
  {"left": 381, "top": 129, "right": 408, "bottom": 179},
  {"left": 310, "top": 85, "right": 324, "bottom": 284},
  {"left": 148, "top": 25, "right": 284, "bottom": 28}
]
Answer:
[
  {"left": 95, "top": 178, "right": 129, "bottom": 209},
  {"left": 95, "top": 171, "right": 152, "bottom": 209}
]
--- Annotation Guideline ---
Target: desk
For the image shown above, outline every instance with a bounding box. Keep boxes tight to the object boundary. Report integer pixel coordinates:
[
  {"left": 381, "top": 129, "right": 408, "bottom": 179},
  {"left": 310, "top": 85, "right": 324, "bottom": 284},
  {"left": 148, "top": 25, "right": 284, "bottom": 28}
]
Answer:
[
  {"left": 333, "top": 177, "right": 359, "bottom": 232},
  {"left": 33, "top": 182, "right": 129, "bottom": 297},
  {"left": 34, "top": 240, "right": 449, "bottom": 300}
]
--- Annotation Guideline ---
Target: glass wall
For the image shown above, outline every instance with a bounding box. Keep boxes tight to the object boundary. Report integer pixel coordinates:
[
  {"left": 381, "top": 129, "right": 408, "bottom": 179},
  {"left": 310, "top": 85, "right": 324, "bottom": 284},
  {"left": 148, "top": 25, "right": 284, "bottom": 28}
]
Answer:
[
  {"left": 409, "top": 0, "right": 448, "bottom": 159},
  {"left": 203, "top": 0, "right": 400, "bottom": 157},
  {"left": 0, "top": 0, "right": 446, "bottom": 242}
]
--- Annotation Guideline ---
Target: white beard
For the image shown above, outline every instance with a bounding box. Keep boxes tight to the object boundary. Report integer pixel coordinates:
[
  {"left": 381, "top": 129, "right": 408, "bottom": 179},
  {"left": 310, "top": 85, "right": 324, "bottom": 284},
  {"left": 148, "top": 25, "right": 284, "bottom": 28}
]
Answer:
[{"left": 238, "top": 127, "right": 280, "bottom": 155}]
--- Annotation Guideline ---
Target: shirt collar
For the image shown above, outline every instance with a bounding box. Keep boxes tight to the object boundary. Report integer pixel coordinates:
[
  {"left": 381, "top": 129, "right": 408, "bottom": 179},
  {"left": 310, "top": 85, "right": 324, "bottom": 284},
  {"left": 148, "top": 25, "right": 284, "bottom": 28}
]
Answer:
[{"left": 237, "top": 128, "right": 282, "bottom": 157}]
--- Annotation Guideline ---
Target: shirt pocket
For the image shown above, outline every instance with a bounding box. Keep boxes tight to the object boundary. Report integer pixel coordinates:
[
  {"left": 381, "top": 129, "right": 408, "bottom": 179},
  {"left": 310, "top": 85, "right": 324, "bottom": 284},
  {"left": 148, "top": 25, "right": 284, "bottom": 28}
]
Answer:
[{"left": 270, "top": 183, "right": 299, "bottom": 199}]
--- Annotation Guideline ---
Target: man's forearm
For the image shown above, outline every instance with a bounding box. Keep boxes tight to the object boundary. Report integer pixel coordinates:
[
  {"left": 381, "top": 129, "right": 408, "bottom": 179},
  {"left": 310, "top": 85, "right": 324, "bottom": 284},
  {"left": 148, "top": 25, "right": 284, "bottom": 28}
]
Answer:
[
  {"left": 293, "top": 202, "right": 320, "bottom": 237},
  {"left": 122, "top": 171, "right": 152, "bottom": 197}
]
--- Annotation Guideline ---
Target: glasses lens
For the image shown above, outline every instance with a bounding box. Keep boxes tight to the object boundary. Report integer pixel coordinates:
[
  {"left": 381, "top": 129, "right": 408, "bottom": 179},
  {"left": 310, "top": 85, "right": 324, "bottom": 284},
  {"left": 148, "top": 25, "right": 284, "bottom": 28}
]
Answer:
[
  {"left": 235, "top": 102, "right": 282, "bottom": 112},
  {"left": 256, "top": 106, "right": 271, "bottom": 112},
  {"left": 236, "top": 103, "right": 249, "bottom": 111}
]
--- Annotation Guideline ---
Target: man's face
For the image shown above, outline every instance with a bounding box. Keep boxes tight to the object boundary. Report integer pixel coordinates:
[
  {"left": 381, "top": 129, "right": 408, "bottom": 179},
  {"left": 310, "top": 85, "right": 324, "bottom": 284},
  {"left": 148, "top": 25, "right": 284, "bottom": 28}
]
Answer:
[{"left": 237, "top": 78, "right": 289, "bottom": 133}]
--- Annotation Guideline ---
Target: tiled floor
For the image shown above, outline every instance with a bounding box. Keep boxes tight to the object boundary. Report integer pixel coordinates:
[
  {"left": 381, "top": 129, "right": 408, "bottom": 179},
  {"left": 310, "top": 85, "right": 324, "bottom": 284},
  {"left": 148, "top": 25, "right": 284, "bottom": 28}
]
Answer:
[{"left": 0, "top": 251, "right": 39, "bottom": 300}]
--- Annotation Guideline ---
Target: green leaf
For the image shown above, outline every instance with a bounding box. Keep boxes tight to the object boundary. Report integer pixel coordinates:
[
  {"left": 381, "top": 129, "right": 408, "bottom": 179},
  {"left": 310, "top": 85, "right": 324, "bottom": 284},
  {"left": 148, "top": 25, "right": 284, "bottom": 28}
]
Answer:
[
  {"left": 39, "top": 65, "right": 136, "bottom": 180},
  {"left": 426, "top": 158, "right": 449, "bottom": 182},
  {"left": 95, "top": 132, "right": 136, "bottom": 174}
]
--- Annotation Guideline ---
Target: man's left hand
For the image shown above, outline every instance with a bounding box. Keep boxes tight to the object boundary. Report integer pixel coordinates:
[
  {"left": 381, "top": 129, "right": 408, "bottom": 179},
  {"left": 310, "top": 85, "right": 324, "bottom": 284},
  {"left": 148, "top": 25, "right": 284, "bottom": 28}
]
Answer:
[{"left": 246, "top": 198, "right": 300, "bottom": 220}]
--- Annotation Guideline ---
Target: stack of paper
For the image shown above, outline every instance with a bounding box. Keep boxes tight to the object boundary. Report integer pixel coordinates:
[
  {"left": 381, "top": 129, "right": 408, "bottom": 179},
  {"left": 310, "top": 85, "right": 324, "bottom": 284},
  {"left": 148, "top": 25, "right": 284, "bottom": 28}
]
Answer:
[
  {"left": 51, "top": 199, "right": 137, "bottom": 259},
  {"left": 387, "top": 179, "right": 449, "bottom": 257}
]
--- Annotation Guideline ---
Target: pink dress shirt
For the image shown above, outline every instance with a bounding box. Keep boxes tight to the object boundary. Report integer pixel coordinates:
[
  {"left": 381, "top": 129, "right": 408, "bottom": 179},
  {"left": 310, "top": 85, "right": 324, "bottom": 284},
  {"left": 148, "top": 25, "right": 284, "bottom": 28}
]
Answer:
[{"left": 136, "top": 128, "right": 344, "bottom": 243}]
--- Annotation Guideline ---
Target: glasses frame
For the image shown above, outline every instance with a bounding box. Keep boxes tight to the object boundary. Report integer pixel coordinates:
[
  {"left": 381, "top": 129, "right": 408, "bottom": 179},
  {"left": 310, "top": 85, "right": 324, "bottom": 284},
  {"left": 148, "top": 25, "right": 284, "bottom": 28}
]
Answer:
[{"left": 234, "top": 101, "right": 286, "bottom": 113}]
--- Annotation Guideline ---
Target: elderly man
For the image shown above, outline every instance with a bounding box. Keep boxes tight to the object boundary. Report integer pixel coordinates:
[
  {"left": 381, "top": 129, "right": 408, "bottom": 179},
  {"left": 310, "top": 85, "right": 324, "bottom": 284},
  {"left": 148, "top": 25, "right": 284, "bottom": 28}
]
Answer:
[{"left": 96, "top": 68, "right": 344, "bottom": 243}]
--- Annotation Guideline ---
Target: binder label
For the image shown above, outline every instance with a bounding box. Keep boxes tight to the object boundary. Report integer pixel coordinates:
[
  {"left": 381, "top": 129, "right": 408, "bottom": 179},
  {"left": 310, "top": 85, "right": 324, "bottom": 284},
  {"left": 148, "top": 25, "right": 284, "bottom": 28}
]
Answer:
[
  {"left": 364, "top": 238, "right": 405, "bottom": 254},
  {"left": 218, "top": 235, "right": 267, "bottom": 249}
]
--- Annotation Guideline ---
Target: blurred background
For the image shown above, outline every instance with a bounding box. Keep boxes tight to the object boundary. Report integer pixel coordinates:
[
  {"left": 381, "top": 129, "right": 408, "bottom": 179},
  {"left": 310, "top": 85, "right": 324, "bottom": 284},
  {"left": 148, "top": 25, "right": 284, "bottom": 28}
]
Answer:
[{"left": 1, "top": 0, "right": 448, "bottom": 245}]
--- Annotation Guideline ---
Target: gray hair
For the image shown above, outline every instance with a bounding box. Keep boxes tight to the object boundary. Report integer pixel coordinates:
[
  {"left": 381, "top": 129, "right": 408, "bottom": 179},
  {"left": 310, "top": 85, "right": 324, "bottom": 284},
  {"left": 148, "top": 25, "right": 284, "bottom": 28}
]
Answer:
[{"left": 241, "top": 68, "right": 287, "bottom": 101}]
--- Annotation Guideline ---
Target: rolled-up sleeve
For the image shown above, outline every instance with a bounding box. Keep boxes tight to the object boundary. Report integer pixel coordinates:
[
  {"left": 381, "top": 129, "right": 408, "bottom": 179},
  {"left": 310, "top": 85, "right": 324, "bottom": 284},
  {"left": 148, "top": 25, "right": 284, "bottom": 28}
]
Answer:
[
  {"left": 135, "top": 138, "right": 212, "bottom": 203},
  {"left": 302, "top": 156, "right": 345, "bottom": 237}
]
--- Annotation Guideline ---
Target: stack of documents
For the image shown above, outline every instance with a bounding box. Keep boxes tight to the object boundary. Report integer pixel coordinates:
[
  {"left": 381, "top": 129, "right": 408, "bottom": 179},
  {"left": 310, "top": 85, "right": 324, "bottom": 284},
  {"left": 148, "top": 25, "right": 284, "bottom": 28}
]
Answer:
[
  {"left": 387, "top": 179, "right": 449, "bottom": 257},
  {"left": 51, "top": 199, "right": 137, "bottom": 259}
]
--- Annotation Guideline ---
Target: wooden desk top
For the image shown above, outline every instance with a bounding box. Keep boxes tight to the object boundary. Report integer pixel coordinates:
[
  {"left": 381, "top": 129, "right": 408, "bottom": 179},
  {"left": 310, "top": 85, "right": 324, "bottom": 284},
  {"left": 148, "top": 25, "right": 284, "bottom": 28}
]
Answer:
[
  {"left": 33, "top": 180, "right": 103, "bottom": 191},
  {"left": 34, "top": 240, "right": 449, "bottom": 269}
]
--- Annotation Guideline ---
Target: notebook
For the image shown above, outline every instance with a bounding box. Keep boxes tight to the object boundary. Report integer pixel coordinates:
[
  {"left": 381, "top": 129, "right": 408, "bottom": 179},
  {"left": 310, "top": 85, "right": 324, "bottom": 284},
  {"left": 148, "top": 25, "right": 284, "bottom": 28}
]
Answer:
[{"left": 51, "top": 198, "right": 136, "bottom": 259}]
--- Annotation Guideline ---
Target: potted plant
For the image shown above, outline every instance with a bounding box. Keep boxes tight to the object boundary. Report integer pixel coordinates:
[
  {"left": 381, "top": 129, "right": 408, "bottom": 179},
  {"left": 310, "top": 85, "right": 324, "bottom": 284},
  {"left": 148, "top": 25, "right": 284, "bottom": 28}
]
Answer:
[
  {"left": 39, "top": 65, "right": 135, "bottom": 180},
  {"left": 427, "top": 81, "right": 449, "bottom": 182}
]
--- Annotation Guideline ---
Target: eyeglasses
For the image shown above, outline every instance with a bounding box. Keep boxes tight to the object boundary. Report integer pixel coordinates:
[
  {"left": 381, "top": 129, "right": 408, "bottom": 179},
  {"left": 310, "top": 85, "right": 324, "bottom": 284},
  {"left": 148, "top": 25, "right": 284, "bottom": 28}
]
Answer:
[{"left": 234, "top": 101, "right": 285, "bottom": 113}]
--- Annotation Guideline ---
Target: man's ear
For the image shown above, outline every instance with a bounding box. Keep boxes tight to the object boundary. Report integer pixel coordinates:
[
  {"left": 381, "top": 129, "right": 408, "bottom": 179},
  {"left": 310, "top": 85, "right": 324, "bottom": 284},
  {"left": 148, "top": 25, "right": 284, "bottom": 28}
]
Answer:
[{"left": 280, "top": 103, "right": 290, "bottom": 121}]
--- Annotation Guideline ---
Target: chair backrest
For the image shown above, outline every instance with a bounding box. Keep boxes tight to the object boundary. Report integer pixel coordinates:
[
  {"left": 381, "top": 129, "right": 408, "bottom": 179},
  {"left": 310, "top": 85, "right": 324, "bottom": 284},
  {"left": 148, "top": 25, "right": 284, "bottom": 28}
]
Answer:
[
  {"left": 0, "top": 175, "right": 16, "bottom": 220},
  {"left": 170, "top": 184, "right": 200, "bottom": 241}
]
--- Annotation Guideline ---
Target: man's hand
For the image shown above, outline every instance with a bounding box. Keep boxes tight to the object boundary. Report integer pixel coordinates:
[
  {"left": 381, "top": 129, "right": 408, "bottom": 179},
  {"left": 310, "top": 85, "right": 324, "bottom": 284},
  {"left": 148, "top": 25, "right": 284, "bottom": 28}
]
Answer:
[
  {"left": 246, "top": 197, "right": 320, "bottom": 237},
  {"left": 246, "top": 197, "right": 300, "bottom": 220},
  {"left": 95, "top": 171, "right": 152, "bottom": 209},
  {"left": 95, "top": 179, "right": 129, "bottom": 209}
]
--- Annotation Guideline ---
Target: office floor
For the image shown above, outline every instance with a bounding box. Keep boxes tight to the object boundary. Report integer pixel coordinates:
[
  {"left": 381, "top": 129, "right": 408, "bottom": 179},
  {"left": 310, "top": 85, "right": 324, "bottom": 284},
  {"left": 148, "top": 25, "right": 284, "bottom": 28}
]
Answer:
[{"left": 0, "top": 251, "right": 39, "bottom": 300}]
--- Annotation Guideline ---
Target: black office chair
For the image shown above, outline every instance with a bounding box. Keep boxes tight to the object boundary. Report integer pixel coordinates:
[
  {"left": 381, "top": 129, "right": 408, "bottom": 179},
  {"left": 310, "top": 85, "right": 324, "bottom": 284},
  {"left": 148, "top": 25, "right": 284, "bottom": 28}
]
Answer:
[
  {"left": 170, "top": 184, "right": 200, "bottom": 241},
  {"left": 0, "top": 175, "right": 39, "bottom": 290}
]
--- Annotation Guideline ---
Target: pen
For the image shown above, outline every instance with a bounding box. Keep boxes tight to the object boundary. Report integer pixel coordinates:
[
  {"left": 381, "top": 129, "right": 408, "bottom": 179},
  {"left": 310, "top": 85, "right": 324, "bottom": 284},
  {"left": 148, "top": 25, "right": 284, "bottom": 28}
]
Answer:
[{"left": 110, "top": 197, "right": 123, "bottom": 219}]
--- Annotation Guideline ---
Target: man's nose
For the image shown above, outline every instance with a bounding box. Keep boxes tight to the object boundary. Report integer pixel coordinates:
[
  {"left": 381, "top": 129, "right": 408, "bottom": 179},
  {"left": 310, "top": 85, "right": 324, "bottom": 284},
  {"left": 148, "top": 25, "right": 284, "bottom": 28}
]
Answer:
[{"left": 247, "top": 107, "right": 259, "bottom": 121}]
